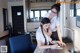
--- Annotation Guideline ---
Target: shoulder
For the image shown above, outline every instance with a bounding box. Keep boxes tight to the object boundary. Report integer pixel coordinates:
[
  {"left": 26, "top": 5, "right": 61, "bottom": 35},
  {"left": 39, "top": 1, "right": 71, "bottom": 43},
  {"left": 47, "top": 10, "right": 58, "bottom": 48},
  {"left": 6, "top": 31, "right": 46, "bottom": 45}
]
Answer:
[
  {"left": 55, "top": 17, "right": 60, "bottom": 22},
  {"left": 36, "top": 27, "right": 44, "bottom": 41},
  {"left": 36, "top": 27, "right": 42, "bottom": 33},
  {"left": 51, "top": 16, "right": 58, "bottom": 22},
  {"left": 44, "top": 12, "right": 51, "bottom": 17},
  {"left": 52, "top": 16, "right": 60, "bottom": 21},
  {"left": 36, "top": 27, "right": 42, "bottom": 38}
]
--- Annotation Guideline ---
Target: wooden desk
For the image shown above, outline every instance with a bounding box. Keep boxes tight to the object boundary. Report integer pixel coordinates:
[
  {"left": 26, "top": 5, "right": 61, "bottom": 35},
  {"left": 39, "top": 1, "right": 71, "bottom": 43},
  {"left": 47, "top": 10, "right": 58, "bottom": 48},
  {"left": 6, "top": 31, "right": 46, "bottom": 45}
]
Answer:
[{"left": 44, "top": 48, "right": 65, "bottom": 53}]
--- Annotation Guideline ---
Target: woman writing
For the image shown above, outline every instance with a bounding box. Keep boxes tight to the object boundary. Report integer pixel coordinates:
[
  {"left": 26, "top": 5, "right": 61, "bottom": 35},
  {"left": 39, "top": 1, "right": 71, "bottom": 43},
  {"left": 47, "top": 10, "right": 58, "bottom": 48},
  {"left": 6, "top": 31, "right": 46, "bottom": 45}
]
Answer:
[{"left": 34, "top": 18, "right": 59, "bottom": 53}]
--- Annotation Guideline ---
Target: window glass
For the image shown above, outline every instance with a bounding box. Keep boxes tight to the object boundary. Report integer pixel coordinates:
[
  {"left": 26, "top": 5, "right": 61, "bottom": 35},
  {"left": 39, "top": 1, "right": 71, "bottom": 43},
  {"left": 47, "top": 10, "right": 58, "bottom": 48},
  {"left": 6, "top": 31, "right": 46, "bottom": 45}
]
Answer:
[
  {"left": 70, "top": 9, "right": 74, "bottom": 16},
  {"left": 34, "top": 11, "right": 40, "bottom": 21},
  {"left": 30, "top": 11, "right": 33, "bottom": 18},
  {"left": 48, "top": 10, "right": 51, "bottom": 13},
  {"left": 77, "top": 9, "right": 80, "bottom": 16},
  {"left": 41, "top": 10, "right": 47, "bottom": 17}
]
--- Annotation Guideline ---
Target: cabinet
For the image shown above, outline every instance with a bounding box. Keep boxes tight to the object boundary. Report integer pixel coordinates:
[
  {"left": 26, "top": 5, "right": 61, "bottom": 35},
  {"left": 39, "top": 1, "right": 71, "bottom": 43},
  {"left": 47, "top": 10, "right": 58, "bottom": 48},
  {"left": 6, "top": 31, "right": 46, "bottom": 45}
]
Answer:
[{"left": 27, "top": 22, "right": 40, "bottom": 32}]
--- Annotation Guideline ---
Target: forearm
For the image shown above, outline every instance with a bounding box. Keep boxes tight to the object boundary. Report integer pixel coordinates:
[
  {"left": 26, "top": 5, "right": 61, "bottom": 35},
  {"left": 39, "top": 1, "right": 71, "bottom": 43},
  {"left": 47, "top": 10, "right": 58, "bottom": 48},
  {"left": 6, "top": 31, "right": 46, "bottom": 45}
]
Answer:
[
  {"left": 57, "top": 26, "right": 63, "bottom": 42},
  {"left": 58, "top": 33, "right": 63, "bottom": 42},
  {"left": 37, "top": 41, "right": 51, "bottom": 49},
  {"left": 38, "top": 45, "right": 51, "bottom": 49}
]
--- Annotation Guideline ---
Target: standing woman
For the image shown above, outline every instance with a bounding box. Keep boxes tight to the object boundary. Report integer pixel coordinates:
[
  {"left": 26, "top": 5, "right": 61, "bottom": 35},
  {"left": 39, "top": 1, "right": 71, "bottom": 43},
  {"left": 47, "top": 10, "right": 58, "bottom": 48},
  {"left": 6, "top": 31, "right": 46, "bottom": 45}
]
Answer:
[
  {"left": 34, "top": 18, "right": 58, "bottom": 53},
  {"left": 45, "top": 4, "right": 66, "bottom": 46}
]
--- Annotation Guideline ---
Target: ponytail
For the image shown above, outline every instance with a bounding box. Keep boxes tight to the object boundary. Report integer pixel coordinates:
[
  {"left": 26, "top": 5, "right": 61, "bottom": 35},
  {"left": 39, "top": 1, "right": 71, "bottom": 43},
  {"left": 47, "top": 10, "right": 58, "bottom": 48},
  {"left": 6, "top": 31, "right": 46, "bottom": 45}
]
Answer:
[{"left": 40, "top": 25, "right": 47, "bottom": 45}]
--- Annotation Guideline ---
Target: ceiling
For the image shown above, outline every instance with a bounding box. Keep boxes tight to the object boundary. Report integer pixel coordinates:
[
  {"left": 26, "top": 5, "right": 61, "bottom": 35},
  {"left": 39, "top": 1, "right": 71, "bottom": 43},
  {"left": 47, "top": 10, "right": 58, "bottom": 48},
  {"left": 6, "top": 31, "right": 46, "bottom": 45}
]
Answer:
[
  {"left": 7, "top": 0, "right": 56, "bottom": 2},
  {"left": 30, "top": 0, "right": 56, "bottom": 2},
  {"left": 7, "top": 0, "right": 80, "bottom": 2},
  {"left": 8, "top": 0, "right": 22, "bottom": 2},
  {"left": 27, "top": 0, "right": 80, "bottom": 3}
]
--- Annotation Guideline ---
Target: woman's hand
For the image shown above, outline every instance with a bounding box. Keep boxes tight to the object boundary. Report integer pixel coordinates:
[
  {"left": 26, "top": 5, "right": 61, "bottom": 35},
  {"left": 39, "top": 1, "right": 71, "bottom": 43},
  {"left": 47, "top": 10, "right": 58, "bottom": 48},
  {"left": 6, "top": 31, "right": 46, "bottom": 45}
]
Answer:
[{"left": 58, "top": 41, "right": 66, "bottom": 47}]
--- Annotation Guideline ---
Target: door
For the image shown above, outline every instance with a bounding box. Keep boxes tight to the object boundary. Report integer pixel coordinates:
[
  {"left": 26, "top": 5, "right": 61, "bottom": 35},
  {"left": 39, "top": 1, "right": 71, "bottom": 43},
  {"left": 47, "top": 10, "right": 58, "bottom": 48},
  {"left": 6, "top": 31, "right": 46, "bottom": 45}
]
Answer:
[
  {"left": 11, "top": 6, "right": 24, "bottom": 35},
  {"left": 3, "top": 8, "right": 8, "bottom": 30}
]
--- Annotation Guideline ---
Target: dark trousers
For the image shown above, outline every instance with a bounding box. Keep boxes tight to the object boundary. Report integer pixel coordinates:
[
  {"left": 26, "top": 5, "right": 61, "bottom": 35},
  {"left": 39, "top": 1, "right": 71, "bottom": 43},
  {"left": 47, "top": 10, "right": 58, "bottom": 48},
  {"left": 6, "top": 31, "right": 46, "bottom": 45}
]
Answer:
[{"left": 51, "top": 31, "right": 59, "bottom": 40}]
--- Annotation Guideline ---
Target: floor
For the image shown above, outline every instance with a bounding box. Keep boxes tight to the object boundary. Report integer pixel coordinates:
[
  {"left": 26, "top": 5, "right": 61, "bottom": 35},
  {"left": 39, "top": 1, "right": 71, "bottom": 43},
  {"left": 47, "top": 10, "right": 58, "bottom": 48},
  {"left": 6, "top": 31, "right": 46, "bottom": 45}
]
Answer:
[{"left": 64, "top": 43, "right": 73, "bottom": 53}]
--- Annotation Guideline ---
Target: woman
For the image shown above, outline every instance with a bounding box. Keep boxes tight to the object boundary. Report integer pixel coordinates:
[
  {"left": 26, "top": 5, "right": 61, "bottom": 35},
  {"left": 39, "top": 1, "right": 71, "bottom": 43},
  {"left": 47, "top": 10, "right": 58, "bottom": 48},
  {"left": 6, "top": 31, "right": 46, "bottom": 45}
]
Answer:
[
  {"left": 34, "top": 18, "right": 59, "bottom": 53},
  {"left": 45, "top": 4, "right": 66, "bottom": 46}
]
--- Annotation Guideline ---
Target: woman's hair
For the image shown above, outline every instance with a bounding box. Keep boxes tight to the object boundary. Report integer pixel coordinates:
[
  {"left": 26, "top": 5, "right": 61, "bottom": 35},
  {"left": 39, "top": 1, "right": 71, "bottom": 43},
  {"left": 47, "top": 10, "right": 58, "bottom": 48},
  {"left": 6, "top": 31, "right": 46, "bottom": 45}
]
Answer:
[
  {"left": 40, "top": 18, "right": 50, "bottom": 45},
  {"left": 41, "top": 18, "right": 50, "bottom": 24},
  {"left": 51, "top": 3, "right": 60, "bottom": 13}
]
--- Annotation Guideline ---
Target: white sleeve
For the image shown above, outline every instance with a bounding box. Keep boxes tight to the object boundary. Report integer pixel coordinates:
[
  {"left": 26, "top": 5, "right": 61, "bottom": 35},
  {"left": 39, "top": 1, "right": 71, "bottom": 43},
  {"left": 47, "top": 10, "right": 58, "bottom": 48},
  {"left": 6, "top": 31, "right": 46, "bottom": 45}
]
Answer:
[
  {"left": 44, "top": 12, "right": 50, "bottom": 17},
  {"left": 56, "top": 17, "right": 60, "bottom": 26},
  {"left": 36, "top": 31, "right": 42, "bottom": 41}
]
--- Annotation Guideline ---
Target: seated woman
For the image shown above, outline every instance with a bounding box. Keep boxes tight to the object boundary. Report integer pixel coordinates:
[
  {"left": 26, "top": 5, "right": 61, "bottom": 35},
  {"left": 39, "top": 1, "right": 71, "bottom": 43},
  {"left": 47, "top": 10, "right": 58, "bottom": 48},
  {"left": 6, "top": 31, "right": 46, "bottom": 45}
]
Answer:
[{"left": 34, "top": 18, "right": 61, "bottom": 53}]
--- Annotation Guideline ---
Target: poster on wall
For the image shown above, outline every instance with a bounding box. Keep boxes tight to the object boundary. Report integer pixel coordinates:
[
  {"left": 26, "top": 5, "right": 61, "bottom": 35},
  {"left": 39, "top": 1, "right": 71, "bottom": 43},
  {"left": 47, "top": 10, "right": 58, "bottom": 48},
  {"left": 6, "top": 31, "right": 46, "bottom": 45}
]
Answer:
[{"left": 76, "top": 16, "right": 80, "bottom": 28}]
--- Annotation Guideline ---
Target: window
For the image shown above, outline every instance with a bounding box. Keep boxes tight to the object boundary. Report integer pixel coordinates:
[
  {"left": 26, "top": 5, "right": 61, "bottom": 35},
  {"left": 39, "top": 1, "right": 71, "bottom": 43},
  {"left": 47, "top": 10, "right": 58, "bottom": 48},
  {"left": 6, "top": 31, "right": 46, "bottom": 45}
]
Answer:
[
  {"left": 41, "top": 10, "right": 47, "bottom": 17},
  {"left": 34, "top": 11, "right": 40, "bottom": 21},
  {"left": 70, "top": 9, "right": 74, "bottom": 17},
  {"left": 48, "top": 10, "right": 51, "bottom": 13},
  {"left": 77, "top": 9, "right": 80, "bottom": 16},
  {"left": 30, "top": 11, "right": 33, "bottom": 18},
  {"left": 28, "top": 9, "right": 50, "bottom": 22}
]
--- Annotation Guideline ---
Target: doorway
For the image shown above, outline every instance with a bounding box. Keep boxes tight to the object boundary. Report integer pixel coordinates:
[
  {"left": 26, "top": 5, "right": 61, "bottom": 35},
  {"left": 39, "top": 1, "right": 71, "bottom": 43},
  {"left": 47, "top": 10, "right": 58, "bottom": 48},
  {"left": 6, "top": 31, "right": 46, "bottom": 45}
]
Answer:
[{"left": 11, "top": 6, "right": 24, "bottom": 35}]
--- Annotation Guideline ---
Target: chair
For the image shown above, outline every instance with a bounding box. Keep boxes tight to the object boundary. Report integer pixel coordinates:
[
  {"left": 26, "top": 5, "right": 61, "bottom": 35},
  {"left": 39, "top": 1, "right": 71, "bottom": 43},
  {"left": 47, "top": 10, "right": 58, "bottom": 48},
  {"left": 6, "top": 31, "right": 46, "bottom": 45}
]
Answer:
[{"left": 9, "top": 34, "right": 34, "bottom": 53}]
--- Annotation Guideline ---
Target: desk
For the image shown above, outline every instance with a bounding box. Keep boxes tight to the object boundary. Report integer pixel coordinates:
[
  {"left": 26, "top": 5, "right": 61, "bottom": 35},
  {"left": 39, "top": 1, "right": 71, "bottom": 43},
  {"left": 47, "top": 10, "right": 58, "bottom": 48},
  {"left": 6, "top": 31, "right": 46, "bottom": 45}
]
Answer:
[
  {"left": 34, "top": 46, "right": 69, "bottom": 53},
  {"left": 44, "top": 48, "right": 65, "bottom": 53}
]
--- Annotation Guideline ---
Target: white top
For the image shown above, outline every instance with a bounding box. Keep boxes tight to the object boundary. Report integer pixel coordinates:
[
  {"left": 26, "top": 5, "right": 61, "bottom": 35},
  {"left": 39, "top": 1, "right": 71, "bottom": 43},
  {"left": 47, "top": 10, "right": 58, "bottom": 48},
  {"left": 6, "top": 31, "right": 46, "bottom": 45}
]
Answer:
[
  {"left": 44, "top": 12, "right": 60, "bottom": 32},
  {"left": 36, "top": 27, "right": 52, "bottom": 45}
]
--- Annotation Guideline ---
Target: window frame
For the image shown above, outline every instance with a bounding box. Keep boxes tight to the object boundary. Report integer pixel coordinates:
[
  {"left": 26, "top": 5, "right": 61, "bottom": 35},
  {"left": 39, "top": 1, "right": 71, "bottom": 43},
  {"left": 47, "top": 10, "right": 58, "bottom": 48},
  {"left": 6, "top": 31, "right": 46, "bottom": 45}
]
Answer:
[{"left": 28, "top": 9, "right": 50, "bottom": 22}]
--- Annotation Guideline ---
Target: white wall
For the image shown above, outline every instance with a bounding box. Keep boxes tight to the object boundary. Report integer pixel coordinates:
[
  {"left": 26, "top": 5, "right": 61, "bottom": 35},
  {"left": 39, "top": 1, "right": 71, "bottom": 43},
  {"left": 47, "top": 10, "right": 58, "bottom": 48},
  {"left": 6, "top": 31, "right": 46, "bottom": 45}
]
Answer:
[
  {"left": 72, "top": 3, "right": 80, "bottom": 51},
  {"left": 0, "top": 0, "right": 8, "bottom": 9},
  {"left": 62, "top": 0, "right": 80, "bottom": 51},
  {"left": 74, "top": 28, "right": 80, "bottom": 51},
  {"left": 0, "top": 0, "right": 8, "bottom": 38},
  {"left": 61, "top": 0, "right": 74, "bottom": 40},
  {"left": 63, "top": 4, "right": 73, "bottom": 40},
  {"left": 69, "top": 16, "right": 80, "bottom": 51},
  {"left": 23, "top": 0, "right": 27, "bottom": 32},
  {"left": 0, "top": 9, "right": 4, "bottom": 33}
]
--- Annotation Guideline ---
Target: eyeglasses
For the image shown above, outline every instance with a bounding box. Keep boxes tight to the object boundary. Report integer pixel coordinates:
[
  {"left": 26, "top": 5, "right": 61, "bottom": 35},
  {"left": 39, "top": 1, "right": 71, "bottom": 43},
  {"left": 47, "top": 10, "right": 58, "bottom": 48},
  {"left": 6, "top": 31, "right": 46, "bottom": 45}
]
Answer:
[{"left": 51, "top": 10, "right": 57, "bottom": 14}]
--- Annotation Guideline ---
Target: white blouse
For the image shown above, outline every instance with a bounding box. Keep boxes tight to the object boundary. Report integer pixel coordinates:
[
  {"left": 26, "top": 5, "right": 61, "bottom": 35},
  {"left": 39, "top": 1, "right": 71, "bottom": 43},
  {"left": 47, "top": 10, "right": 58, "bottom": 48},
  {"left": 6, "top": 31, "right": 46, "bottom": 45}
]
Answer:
[
  {"left": 44, "top": 12, "right": 60, "bottom": 32},
  {"left": 36, "top": 27, "right": 52, "bottom": 45}
]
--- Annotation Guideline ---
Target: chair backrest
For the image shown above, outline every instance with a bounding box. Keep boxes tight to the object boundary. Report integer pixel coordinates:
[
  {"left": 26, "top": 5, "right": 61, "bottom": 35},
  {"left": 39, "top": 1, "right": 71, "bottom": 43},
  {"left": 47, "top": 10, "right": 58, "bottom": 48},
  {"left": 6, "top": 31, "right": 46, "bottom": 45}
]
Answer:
[{"left": 9, "top": 34, "right": 32, "bottom": 53}]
